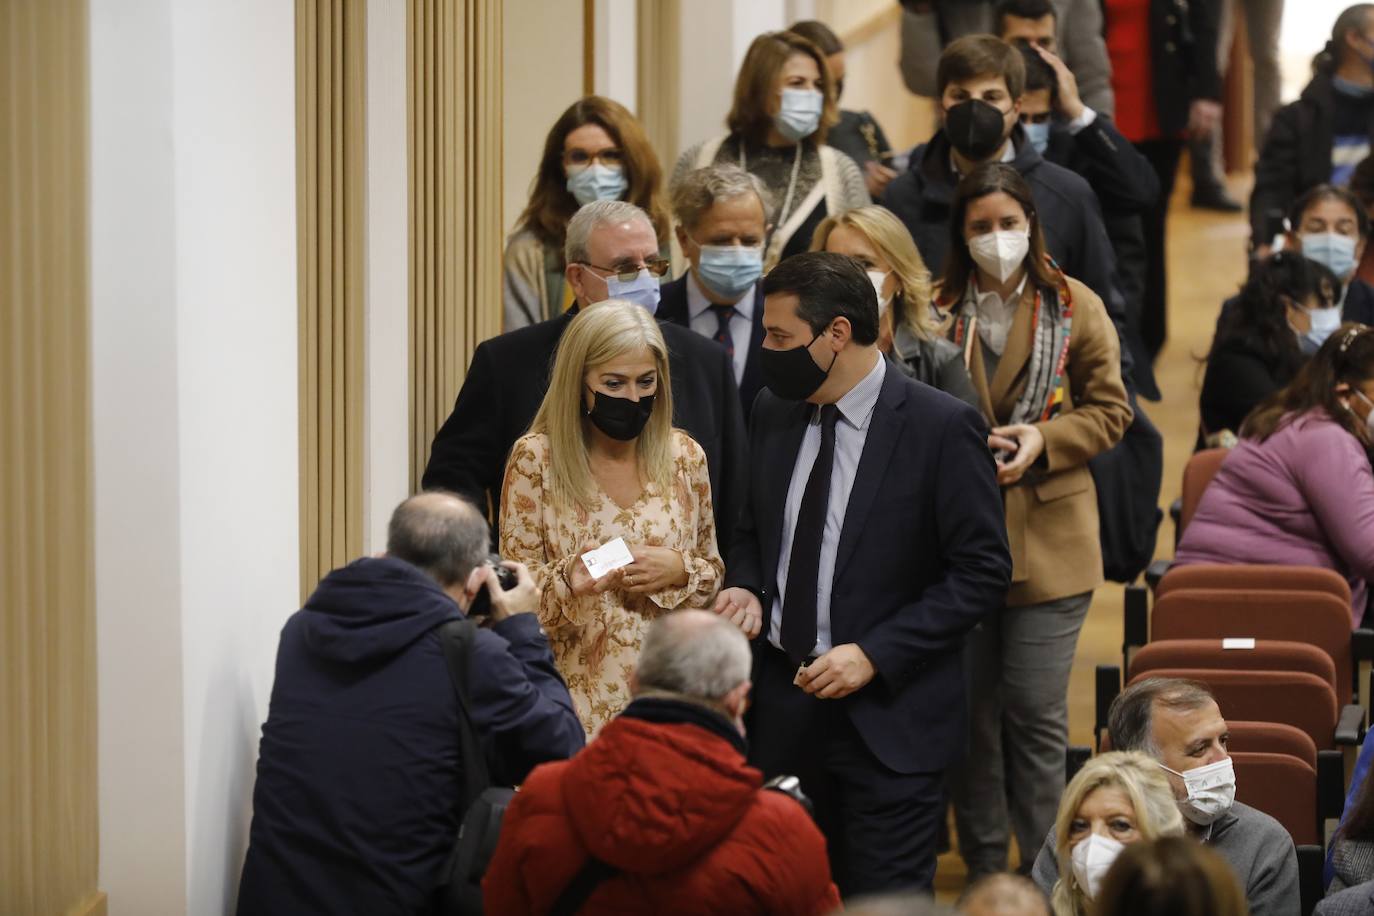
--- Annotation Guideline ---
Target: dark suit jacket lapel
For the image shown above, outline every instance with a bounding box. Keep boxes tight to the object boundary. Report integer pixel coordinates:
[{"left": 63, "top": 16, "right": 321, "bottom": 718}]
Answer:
[
  {"left": 657, "top": 275, "right": 690, "bottom": 326},
  {"left": 833, "top": 363, "right": 908, "bottom": 581},
  {"left": 760, "top": 398, "right": 812, "bottom": 587},
  {"left": 738, "top": 279, "right": 766, "bottom": 413}
]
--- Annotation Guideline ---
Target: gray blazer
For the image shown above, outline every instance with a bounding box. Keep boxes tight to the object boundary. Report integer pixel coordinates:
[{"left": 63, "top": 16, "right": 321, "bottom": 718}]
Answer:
[
  {"left": 898, "top": 0, "right": 1114, "bottom": 117},
  {"left": 1317, "top": 880, "right": 1374, "bottom": 916},
  {"left": 891, "top": 324, "right": 980, "bottom": 411}
]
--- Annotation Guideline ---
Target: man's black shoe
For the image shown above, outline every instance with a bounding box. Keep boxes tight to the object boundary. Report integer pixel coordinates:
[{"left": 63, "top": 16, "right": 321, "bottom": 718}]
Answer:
[{"left": 1191, "top": 186, "right": 1243, "bottom": 212}]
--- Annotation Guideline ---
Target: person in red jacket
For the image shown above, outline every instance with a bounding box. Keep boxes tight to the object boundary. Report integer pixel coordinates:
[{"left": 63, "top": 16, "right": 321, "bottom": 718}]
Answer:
[{"left": 482, "top": 609, "right": 841, "bottom": 915}]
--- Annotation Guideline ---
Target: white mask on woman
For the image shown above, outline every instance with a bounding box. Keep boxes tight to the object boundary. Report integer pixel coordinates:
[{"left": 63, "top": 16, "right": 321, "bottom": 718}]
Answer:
[
  {"left": 1070, "top": 833, "right": 1125, "bottom": 900},
  {"left": 969, "top": 229, "right": 1030, "bottom": 283},
  {"left": 867, "top": 269, "right": 892, "bottom": 315}
]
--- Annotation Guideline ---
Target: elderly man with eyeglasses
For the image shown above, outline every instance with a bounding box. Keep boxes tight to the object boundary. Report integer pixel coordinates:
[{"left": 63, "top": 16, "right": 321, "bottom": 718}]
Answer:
[{"left": 424, "top": 199, "right": 748, "bottom": 563}]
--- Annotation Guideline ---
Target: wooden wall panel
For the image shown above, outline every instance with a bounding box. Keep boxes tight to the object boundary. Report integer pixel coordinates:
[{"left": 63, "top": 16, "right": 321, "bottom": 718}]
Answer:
[
  {"left": 296, "top": 0, "right": 366, "bottom": 597},
  {"left": 408, "top": 0, "right": 503, "bottom": 490},
  {"left": 0, "top": 0, "right": 103, "bottom": 912}
]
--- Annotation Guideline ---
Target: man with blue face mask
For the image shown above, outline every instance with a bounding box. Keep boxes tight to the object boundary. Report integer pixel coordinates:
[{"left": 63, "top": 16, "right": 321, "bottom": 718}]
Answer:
[
  {"left": 423, "top": 199, "right": 747, "bottom": 561},
  {"left": 1029, "top": 678, "right": 1299, "bottom": 916},
  {"left": 660, "top": 166, "right": 772, "bottom": 417}
]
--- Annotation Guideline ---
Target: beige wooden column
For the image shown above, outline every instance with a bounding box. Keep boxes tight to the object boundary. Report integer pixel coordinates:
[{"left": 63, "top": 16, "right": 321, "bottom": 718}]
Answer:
[
  {"left": 636, "top": 0, "right": 681, "bottom": 170},
  {"left": 297, "top": 0, "right": 367, "bottom": 596},
  {"left": 408, "top": 0, "right": 504, "bottom": 489},
  {"left": 0, "top": 0, "right": 104, "bottom": 913}
]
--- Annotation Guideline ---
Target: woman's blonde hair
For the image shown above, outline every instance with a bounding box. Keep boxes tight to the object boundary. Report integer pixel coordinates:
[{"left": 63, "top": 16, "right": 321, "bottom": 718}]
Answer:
[
  {"left": 529, "top": 300, "right": 674, "bottom": 510},
  {"left": 1050, "top": 751, "right": 1186, "bottom": 916},
  {"left": 811, "top": 206, "right": 938, "bottom": 341}
]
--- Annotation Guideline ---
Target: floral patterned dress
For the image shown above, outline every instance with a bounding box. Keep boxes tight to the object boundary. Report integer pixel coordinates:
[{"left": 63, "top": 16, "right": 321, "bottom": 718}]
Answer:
[{"left": 499, "top": 429, "right": 724, "bottom": 736}]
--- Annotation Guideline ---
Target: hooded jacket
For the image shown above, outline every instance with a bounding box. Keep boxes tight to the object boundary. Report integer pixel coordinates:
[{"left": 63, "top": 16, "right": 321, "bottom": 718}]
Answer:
[
  {"left": 237, "top": 556, "right": 583, "bottom": 916},
  {"left": 1251, "top": 71, "right": 1374, "bottom": 245},
  {"left": 482, "top": 697, "right": 841, "bottom": 915}
]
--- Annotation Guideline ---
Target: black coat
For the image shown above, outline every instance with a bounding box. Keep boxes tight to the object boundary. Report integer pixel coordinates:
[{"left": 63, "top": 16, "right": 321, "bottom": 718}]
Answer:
[
  {"left": 657, "top": 273, "right": 766, "bottom": 417},
  {"left": 881, "top": 127, "right": 1144, "bottom": 395},
  {"left": 1042, "top": 116, "right": 1161, "bottom": 399},
  {"left": 421, "top": 307, "right": 748, "bottom": 559},
  {"left": 1141, "top": 0, "right": 1223, "bottom": 136},
  {"left": 1251, "top": 72, "right": 1374, "bottom": 244},
  {"left": 236, "top": 557, "right": 583, "bottom": 915},
  {"left": 1200, "top": 333, "right": 1300, "bottom": 435},
  {"left": 727, "top": 360, "right": 1011, "bottom": 773}
]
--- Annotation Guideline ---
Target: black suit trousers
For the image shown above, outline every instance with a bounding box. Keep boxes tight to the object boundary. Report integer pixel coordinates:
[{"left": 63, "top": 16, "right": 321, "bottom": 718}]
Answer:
[{"left": 748, "top": 644, "right": 944, "bottom": 898}]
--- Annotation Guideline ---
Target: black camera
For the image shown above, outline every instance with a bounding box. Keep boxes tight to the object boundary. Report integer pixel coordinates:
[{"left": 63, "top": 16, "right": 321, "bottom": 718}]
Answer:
[{"left": 468, "top": 553, "right": 517, "bottom": 618}]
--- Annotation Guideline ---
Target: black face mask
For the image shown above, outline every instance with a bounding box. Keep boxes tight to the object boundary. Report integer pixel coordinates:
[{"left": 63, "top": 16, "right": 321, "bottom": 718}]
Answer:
[
  {"left": 944, "top": 98, "right": 1009, "bottom": 162},
  {"left": 585, "top": 389, "right": 655, "bottom": 441},
  {"left": 760, "top": 330, "right": 837, "bottom": 401}
]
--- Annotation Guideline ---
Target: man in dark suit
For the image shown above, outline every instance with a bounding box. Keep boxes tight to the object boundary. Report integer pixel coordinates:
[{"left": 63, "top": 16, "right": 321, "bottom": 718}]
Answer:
[
  {"left": 422, "top": 199, "right": 747, "bottom": 556},
  {"left": 713, "top": 251, "right": 1012, "bottom": 895},
  {"left": 660, "top": 164, "right": 770, "bottom": 417}
]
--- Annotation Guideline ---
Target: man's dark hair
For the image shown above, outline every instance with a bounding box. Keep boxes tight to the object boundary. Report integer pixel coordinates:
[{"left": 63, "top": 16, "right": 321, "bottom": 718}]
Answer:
[
  {"left": 762, "top": 250, "right": 879, "bottom": 345},
  {"left": 995, "top": 0, "right": 1056, "bottom": 32},
  {"left": 1288, "top": 182, "right": 1370, "bottom": 238},
  {"left": 787, "top": 19, "right": 843, "bottom": 56},
  {"left": 1018, "top": 43, "right": 1057, "bottom": 95},
  {"left": 386, "top": 491, "right": 489, "bottom": 588},
  {"left": 1107, "top": 677, "right": 1217, "bottom": 755},
  {"left": 937, "top": 35, "right": 1026, "bottom": 99}
]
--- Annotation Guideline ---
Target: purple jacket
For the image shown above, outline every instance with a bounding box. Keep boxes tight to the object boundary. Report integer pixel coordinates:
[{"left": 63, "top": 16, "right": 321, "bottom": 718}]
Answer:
[{"left": 1175, "top": 411, "right": 1374, "bottom": 628}]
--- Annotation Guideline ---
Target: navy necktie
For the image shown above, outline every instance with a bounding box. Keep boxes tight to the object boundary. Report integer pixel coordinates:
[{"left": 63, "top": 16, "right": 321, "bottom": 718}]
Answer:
[
  {"left": 781, "top": 403, "right": 840, "bottom": 665},
  {"left": 710, "top": 304, "right": 735, "bottom": 357}
]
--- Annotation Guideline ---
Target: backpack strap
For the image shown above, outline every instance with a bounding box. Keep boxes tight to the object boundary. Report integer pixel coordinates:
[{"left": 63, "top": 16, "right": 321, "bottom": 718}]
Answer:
[
  {"left": 549, "top": 856, "right": 620, "bottom": 916},
  {"left": 439, "top": 618, "right": 490, "bottom": 808}
]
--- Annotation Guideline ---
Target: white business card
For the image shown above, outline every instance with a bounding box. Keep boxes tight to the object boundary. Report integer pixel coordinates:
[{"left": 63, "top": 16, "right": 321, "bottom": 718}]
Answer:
[
  {"left": 581, "top": 537, "right": 635, "bottom": 579},
  {"left": 1221, "top": 637, "right": 1256, "bottom": 650}
]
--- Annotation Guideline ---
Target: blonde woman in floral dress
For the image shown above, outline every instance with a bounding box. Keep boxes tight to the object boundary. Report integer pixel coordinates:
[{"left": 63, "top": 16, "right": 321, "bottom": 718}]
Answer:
[{"left": 500, "top": 299, "right": 724, "bottom": 736}]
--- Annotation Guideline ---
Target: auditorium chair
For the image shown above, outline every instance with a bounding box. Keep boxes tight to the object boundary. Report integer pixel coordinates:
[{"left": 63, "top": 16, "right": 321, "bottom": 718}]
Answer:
[
  {"left": 1119, "top": 565, "right": 1374, "bottom": 710},
  {"left": 1140, "top": 447, "right": 1229, "bottom": 589}
]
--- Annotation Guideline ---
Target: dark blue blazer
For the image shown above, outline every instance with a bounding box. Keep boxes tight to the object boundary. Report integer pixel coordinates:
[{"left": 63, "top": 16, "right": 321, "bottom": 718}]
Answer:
[
  {"left": 657, "top": 273, "right": 766, "bottom": 418},
  {"left": 726, "top": 360, "right": 1012, "bottom": 773}
]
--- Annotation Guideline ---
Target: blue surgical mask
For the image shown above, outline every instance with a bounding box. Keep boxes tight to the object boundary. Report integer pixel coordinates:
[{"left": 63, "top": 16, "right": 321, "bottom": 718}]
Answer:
[
  {"left": 774, "top": 88, "right": 824, "bottom": 142},
  {"left": 566, "top": 163, "right": 628, "bottom": 206},
  {"left": 1304, "top": 304, "right": 1343, "bottom": 350},
  {"left": 1301, "top": 231, "right": 1358, "bottom": 279},
  {"left": 696, "top": 244, "right": 763, "bottom": 299},
  {"left": 605, "top": 268, "right": 661, "bottom": 315},
  {"left": 1024, "top": 120, "right": 1051, "bottom": 155}
]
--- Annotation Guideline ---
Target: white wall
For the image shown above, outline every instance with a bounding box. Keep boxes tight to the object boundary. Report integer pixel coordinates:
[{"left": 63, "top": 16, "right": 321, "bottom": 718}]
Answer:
[
  {"left": 91, "top": 0, "right": 189, "bottom": 911},
  {"left": 91, "top": 1, "right": 301, "bottom": 913},
  {"left": 366, "top": 0, "right": 412, "bottom": 550},
  {"left": 594, "top": 0, "right": 637, "bottom": 111},
  {"left": 501, "top": 0, "right": 584, "bottom": 238}
]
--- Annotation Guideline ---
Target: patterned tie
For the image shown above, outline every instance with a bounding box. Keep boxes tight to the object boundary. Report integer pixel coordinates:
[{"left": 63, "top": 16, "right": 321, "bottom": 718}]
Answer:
[
  {"left": 710, "top": 304, "right": 735, "bottom": 357},
  {"left": 781, "top": 403, "right": 840, "bottom": 665}
]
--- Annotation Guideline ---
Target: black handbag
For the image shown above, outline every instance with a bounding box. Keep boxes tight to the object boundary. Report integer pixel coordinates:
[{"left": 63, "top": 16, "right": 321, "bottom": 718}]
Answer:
[
  {"left": 435, "top": 618, "right": 515, "bottom": 916},
  {"left": 1089, "top": 399, "right": 1164, "bottom": 583}
]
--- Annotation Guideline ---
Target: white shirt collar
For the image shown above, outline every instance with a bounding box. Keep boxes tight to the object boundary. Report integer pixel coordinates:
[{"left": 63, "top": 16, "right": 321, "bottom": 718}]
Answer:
[
  {"left": 827, "top": 350, "right": 885, "bottom": 431},
  {"left": 686, "top": 269, "right": 755, "bottom": 322}
]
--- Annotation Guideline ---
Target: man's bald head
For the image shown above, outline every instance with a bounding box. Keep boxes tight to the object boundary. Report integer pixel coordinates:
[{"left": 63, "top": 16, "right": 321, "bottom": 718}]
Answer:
[
  {"left": 386, "top": 491, "right": 489, "bottom": 588},
  {"left": 634, "top": 610, "right": 751, "bottom": 703},
  {"left": 957, "top": 874, "right": 1049, "bottom": 916}
]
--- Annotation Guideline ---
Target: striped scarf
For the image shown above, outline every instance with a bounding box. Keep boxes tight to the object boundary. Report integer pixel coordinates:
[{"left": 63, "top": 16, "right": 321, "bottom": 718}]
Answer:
[{"left": 950, "top": 259, "right": 1074, "bottom": 425}]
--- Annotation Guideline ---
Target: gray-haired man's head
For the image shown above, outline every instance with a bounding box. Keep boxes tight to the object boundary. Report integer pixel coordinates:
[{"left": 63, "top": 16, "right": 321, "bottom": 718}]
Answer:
[
  {"left": 632, "top": 610, "right": 752, "bottom": 727},
  {"left": 386, "top": 491, "right": 489, "bottom": 603},
  {"left": 564, "top": 199, "right": 660, "bottom": 309},
  {"left": 1108, "top": 677, "right": 1229, "bottom": 801}
]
